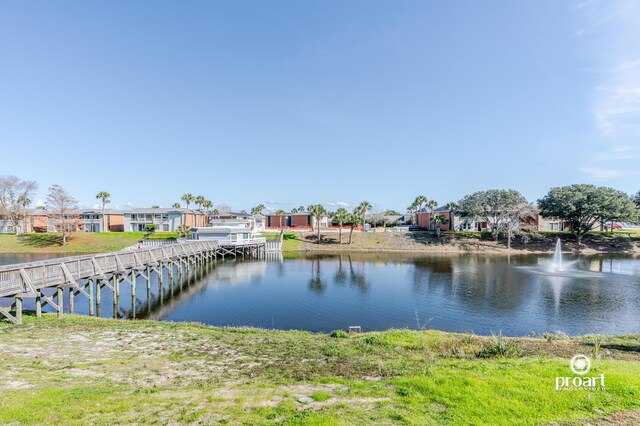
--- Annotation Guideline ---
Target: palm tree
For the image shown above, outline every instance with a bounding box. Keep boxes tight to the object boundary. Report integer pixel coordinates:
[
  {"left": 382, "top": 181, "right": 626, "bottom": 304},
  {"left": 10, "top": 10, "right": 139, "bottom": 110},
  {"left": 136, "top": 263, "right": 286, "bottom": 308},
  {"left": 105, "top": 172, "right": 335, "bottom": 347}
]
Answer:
[
  {"left": 212, "top": 208, "right": 219, "bottom": 216},
  {"left": 251, "top": 204, "right": 265, "bottom": 215},
  {"left": 431, "top": 214, "right": 448, "bottom": 237},
  {"left": 195, "top": 195, "right": 206, "bottom": 213},
  {"left": 176, "top": 224, "right": 192, "bottom": 238},
  {"left": 193, "top": 195, "right": 207, "bottom": 226},
  {"left": 356, "top": 201, "right": 372, "bottom": 225},
  {"left": 332, "top": 208, "right": 349, "bottom": 244},
  {"left": 445, "top": 202, "right": 458, "bottom": 231},
  {"left": 307, "top": 204, "right": 327, "bottom": 243},
  {"left": 181, "top": 193, "right": 194, "bottom": 227},
  {"left": 425, "top": 199, "right": 438, "bottom": 230},
  {"left": 346, "top": 212, "right": 361, "bottom": 244},
  {"left": 414, "top": 195, "right": 427, "bottom": 213},
  {"left": 172, "top": 202, "right": 181, "bottom": 208},
  {"left": 202, "top": 200, "right": 213, "bottom": 216},
  {"left": 16, "top": 194, "right": 31, "bottom": 234},
  {"left": 406, "top": 201, "right": 418, "bottom": 225},
  {"left": 96, "top": 191, "right": 111, "bottom": 232},
  {"left": 275, "top": 209, "right": 286, "bottom": 229}
]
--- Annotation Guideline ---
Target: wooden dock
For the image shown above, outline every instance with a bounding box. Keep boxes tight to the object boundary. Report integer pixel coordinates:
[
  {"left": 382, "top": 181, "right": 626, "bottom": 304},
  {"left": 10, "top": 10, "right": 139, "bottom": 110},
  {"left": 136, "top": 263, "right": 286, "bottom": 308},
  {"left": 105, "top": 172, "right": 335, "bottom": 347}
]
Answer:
[{"left": 0, "top": 238, "right": 269, "bottom": 325}]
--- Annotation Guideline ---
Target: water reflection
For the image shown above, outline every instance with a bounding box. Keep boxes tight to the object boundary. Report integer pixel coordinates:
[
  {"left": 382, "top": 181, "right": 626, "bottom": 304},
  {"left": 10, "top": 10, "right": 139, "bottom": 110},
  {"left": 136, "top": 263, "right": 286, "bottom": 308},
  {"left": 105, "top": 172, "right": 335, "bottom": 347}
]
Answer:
[{"left": 10, "top": 252, "right": 639, "bottom": 336}]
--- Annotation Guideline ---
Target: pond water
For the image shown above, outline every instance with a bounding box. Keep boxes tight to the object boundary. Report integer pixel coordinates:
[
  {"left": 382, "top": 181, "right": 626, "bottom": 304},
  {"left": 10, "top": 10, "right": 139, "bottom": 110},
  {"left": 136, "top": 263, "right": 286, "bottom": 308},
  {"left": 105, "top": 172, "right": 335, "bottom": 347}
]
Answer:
[{"left": 4, "top": 252, "right": 640, "bottom": 336}]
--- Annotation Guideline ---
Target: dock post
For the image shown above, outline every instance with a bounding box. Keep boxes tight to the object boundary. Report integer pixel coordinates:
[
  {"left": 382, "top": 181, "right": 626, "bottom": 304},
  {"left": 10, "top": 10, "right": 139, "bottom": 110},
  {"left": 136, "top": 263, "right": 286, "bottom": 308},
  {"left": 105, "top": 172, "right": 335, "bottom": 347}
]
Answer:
[
  {"left": 35, "top": 292, "right": 42, "bottom": 318},
  {"left": 113, "top": 274, "right": 119, "bottom": 319},
  {"left": 15, "top": 296, "right": 23, "bottom": 325},
  {"left": 69, "top": 288, "right": 75, "bottom": 314},
  {"left": 158, "top": 262, "right": 164, "bottom": 304},
  {"left": 96, "top": 280, "right": 102, "bottom": 317},
  {"left": 88, "top": 279, "right": 95, "bottom": 316},
  {"left": 169, "top": 266, "right": 174, "bottom": 295},
  {"left": 169, "top": 262, "right": 174, "bottom": 288},
  {"left": 131, "top": 269, "right": 137, "bottom": 319},
  {"left": 57, "top": 287, "right": 63, "bottom": 319}
]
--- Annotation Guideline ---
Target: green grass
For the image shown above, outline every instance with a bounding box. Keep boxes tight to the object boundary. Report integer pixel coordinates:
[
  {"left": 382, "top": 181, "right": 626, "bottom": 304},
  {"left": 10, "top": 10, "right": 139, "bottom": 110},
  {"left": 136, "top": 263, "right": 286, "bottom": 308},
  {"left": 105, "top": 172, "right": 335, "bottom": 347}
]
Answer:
[
  {"left": 0, "top": 315, "right": 639, "bottom": 425},
  {"left": 0, "top": 232, "right": 148, "bottom": 254},
  {"left": 262, "top": 232, "right": 302, "bottom": 252},
  {"left": 144, "top": 232, "right": 180, "bottom": 240}
]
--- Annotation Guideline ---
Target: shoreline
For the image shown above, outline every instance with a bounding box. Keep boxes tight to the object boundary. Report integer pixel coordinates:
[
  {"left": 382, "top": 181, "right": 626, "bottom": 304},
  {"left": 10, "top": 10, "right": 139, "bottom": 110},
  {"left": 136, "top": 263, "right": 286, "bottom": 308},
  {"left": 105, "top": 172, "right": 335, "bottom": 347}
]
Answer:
[
  {"left": 293, "top": 247, "right": 640, "bottom": 255},
  {"left": 0, "top": 230, "right": 638, "bottom": 256}
]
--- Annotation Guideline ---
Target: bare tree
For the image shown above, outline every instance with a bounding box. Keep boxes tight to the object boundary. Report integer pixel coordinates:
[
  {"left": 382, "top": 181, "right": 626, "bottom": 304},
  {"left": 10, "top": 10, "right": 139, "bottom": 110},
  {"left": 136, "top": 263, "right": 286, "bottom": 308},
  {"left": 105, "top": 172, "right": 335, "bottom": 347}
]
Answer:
[
  {"left": 217, "top": 203, "right": 232, "bottom": 214},
  {"left": 0, "top": 175, "right": 38, "bottom": 234},
  {"left": 46, "top": 184, "right": 79, "bottom": 246},
  {"left": 366, "top": 205, "right": 386, "bottom": 228},
  {"left": 458, "top": 189, "right": 532, "bottom": 243}
]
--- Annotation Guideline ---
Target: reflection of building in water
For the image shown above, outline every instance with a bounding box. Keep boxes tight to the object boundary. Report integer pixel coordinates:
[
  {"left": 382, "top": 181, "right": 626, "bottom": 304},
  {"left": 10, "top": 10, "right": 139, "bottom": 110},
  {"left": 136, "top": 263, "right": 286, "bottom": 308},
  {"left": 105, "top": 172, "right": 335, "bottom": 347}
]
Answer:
[{"left": 207, "top": 261, "right": 268, "bottom": 287}]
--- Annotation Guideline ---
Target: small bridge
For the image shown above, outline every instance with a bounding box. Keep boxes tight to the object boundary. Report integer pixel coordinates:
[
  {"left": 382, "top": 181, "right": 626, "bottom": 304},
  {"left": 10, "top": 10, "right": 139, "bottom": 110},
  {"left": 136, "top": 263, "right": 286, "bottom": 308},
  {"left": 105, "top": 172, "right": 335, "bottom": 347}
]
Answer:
[{"left": 0, "top": 238, "right": 270, "bottom": 325}]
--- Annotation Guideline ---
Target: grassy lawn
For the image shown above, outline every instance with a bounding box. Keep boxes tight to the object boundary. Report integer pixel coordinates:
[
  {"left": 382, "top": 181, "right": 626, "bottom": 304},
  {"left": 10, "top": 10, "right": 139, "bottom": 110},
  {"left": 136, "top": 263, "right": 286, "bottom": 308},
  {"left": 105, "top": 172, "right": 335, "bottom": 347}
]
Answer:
[
  {"left": 263, "top": 232, "right": 302, "bottom": 252},
  {"left": 0, "top": 315, "right": 639, "bottom": 425},
  {"left": 0, "top": 232, "right": 176, "bottom": 254}
]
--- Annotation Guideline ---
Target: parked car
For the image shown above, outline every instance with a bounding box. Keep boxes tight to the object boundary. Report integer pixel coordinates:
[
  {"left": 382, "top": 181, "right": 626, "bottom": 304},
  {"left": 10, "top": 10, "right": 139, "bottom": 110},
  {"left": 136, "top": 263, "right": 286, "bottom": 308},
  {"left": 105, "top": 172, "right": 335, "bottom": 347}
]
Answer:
[{"left": 604, "top": 222, "right": 623, "bottom": 230}]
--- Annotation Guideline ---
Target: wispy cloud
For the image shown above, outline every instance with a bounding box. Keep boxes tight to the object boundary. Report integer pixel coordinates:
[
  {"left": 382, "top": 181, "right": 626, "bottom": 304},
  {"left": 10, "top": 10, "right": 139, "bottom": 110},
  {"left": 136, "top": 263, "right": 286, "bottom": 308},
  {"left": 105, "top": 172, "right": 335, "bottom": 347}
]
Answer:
[
  {"left": 580, "top": 167, "right": 638, "bottom": 179},
  {"left": 581, "top": 1, "right": 640, "bottom": 138},
  {"left": 575, "top": 0, "right": 640, "bottom": 181},
  {"left": 591, "top": 144, "right": 639, "bottom": 162},
  {"left": 325, "top": 201, "right": 349, "bottom": 208}
]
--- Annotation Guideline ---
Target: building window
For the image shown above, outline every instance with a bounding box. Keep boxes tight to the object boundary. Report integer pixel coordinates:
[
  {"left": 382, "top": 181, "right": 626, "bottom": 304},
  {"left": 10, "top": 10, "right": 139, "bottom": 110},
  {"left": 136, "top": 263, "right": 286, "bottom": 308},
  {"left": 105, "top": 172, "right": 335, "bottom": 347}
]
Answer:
[{"left": 550, "top": 223, "right": 559, "bottom": 231}]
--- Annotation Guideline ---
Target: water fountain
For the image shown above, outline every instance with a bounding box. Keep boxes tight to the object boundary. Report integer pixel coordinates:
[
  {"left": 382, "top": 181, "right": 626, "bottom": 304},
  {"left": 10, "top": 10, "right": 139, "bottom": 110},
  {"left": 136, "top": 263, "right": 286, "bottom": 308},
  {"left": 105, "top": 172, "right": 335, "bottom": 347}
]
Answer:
[
  {"left": 549, "top": 238, "right": 565, "bottom": 272},
  {"left": 521, "top": 237, "right": 603, "bottom": 278}
]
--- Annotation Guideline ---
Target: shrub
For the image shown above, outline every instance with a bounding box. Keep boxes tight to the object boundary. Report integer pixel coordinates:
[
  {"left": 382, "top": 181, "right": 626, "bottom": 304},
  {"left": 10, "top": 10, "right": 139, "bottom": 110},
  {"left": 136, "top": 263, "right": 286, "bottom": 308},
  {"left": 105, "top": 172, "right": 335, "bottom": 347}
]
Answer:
[
  {"left": 461, "top": 332, "right": 475, "bottom": 344},
  {"left": 145, "top": 224, "right": 158, "bottom": 232},
  {"left": 329, "top": 330, "right": 349, "bottom": 339},
  {"left": 588, "top": 335, "right": 605, "bottom": 359},
  {"left": 477, "top": 331, "right": 521, "bottom": 358}
]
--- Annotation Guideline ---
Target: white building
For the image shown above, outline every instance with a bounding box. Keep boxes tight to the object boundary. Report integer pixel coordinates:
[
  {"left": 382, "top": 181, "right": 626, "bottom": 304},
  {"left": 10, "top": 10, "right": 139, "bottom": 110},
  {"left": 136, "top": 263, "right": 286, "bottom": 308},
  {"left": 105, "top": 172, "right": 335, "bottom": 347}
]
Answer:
[{"left": 190, "top": 216, "right": 264, "bottom": 244}]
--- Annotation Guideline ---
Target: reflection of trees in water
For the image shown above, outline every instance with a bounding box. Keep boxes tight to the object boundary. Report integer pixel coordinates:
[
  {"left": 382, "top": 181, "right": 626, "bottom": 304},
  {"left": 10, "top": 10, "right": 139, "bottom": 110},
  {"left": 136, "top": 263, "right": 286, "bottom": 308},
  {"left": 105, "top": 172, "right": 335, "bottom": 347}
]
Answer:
[
  {"left": 308, "top": 256, "right": 324, "bottom": 293},
  {"left": 334, "top": 255, "right": 347, "bottom": 285},
  {"left": 536, "top": 274, "right": 625, "bottom": 325},
  {"left": 308, "top": 254, "right": 369, "bottom": 293},
  {"left": 412, "top": 258, "right": 453, "bottom": 294},
  {"left": 410, "top": 256, "right": 535, "bottom": 315},
  {"left": 348, "top": 255, "right": 368, "bottom": 293}
]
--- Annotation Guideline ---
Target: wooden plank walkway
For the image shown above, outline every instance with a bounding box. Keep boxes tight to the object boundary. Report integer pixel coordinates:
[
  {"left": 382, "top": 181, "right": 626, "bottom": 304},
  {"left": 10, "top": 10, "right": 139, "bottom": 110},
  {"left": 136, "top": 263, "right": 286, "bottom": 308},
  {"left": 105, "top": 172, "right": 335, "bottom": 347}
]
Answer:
[{"left": 0, "top": 238, "right": 269, "bottom": 325}]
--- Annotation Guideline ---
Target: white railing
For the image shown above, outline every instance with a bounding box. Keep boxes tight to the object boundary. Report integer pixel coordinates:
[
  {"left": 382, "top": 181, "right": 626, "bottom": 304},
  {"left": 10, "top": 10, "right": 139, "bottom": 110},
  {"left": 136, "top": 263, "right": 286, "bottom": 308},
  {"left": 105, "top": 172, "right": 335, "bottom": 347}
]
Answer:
[
  {"left": 121, "top": 239, "right": 178, "bottom": 251},
  {"left": 217, "top": 237, "right": 266, "bottom": 247},
  {"left": 0, "top": 240, "right": 219, "bottom": 298},
  {"left": 265, "top": 240, "right": 282, "bottom": 252}
]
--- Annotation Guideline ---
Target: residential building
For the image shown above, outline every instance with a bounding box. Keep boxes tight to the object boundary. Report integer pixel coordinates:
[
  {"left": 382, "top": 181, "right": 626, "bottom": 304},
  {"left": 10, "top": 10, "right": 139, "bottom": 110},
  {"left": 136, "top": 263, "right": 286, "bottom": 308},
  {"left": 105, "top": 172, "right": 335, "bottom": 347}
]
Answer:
[
  {"left": 0, "top": 216, "right": 17, "bottom": 234},
  {"left": 16, "top": 208, "right": 207, "bottom": 233},
  {"left": 191, "top": 216, "right": 263, "bottom": 244},
  {"left": 210, "top": 212, "right": 265, "bottom": 232},
  {"left": 415, "top": 207, "right": 459, "bottom": 231},
  {"left": 123, "top": 208, "right": 208, "bottom": 232},
  {"left": 264, "top": 212, "right": 330, "bottom": 230}
]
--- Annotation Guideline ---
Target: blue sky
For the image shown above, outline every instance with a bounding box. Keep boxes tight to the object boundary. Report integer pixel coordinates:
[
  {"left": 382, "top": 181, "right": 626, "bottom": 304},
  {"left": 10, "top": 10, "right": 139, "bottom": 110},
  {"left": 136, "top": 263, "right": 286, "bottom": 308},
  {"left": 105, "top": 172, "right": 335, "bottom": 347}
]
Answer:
[{"left": 1, "top": 1, "right": 638, "bottom": 213}]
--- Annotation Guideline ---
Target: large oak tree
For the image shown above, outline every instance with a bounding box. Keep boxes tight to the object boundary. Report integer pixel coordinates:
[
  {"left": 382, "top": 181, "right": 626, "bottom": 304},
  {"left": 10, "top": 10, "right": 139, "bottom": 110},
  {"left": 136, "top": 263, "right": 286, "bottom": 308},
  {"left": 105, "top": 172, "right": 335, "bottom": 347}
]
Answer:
[
  {"left": 458, "top": 189, "right": 535, "bottom": 248},
  {"left": 538, "top": 184, "right": 638, "bottom": 244}
]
